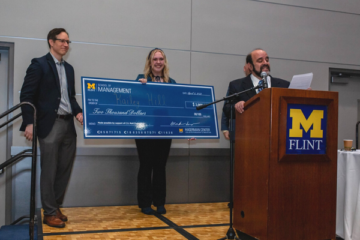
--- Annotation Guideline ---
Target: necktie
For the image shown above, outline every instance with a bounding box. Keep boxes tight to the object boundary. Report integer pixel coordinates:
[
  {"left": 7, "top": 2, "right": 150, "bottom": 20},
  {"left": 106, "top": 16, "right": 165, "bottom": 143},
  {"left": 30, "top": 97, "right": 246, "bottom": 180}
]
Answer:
[{"left": 258, "top": 80, "right": 264, "bottom": 93}]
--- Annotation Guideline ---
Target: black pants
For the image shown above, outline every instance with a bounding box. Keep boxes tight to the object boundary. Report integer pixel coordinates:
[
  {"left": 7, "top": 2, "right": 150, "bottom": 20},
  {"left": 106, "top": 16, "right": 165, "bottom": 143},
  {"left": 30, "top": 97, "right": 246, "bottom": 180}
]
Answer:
[{"left": 135, "top": 139, "right": 172, "bottom": 208}]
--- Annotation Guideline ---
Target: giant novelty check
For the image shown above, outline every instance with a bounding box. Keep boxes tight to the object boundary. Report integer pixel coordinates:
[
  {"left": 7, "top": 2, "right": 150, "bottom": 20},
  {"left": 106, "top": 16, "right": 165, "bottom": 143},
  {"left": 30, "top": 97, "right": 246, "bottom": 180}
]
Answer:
[{"left": 81, "top": 77, "right": 219, "bottom": 139}]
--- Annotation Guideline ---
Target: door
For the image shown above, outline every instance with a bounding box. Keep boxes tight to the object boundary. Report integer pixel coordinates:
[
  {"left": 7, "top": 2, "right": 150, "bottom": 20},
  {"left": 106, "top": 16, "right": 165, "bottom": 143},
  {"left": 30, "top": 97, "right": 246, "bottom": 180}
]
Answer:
[
  {"left": 329, "top": 69, "right": 360, "bottom": 149},
  {"left": 0, "top": 48, "right": 9, "bottom": 226}
]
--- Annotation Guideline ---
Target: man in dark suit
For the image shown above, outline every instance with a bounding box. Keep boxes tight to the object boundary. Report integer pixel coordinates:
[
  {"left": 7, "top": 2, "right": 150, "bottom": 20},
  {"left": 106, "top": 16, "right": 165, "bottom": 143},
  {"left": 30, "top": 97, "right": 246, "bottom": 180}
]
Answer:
[
  {"left": 223, "top": 48, "right": 289, "bottom": 117},
  {"left": 20, "top": 28, "right": 83, "bottom": 228},
  {"left": 221, "top": 53, "right": 252, "bottom": 140}
]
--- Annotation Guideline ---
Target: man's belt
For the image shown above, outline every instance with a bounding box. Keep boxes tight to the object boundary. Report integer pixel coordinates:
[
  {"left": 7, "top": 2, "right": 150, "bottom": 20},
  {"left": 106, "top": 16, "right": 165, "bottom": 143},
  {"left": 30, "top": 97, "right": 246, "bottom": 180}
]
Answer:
[{"left": 56, "top": 114, "right": 72, "bottom": 120}]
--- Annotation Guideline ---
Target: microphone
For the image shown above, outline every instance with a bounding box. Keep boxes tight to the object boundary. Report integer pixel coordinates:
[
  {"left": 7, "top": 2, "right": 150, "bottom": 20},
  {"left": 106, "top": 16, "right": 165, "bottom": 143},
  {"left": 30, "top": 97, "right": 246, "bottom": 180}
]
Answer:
[{"left": 260, "top": 72, "right": 268, "bottom": 88}]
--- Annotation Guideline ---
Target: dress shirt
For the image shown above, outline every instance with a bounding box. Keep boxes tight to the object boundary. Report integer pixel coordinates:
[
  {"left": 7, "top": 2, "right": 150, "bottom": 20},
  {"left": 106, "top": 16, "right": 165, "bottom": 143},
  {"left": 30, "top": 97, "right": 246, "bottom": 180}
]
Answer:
[
  {"left": 250, "top": 74, "right": 271, "bottom": 93},
  {"left": 50, "top": 53, "right": 72, "bottom": 115}
]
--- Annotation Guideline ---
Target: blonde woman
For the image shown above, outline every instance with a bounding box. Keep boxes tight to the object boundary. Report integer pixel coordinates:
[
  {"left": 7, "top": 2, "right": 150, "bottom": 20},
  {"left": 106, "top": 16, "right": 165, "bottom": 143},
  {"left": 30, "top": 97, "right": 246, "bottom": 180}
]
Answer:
[
  {"left": 135, "top": 48, "right": 176, "bottom": 215},
  {"left": 136, "top": 48, "right": 175, "bottom": 84}
]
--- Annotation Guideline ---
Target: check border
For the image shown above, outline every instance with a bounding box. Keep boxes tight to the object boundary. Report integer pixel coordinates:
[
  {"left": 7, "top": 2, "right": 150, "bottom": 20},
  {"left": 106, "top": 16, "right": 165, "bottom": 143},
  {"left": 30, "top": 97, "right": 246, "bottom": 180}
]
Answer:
[{"left": 81, "top": 77, "right": 219, "bottom": 139}]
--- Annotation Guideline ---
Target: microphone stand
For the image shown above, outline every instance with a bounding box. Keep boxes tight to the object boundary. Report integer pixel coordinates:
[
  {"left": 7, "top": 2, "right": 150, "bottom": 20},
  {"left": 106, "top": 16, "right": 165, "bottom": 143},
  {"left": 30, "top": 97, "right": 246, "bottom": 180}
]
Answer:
[
  {"left": 196, "top": 84, "right": 263, "bottom": 111},
  {"left": 197, "top": 83, "right": 264, "bottom": 240}
]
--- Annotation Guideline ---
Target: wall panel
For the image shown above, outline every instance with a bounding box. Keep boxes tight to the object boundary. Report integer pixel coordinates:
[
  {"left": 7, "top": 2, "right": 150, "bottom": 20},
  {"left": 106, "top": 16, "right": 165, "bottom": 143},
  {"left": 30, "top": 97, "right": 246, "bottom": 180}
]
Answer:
[
  {"left": 5, "top": 37, "right": 191, "bottom": 148},
  {"left": 10, "top": 147, "right": 229, "bottom": 220},
  {"left": 192, "top": 0, "right": 360, "bottom": 65},
  {"left": 256, "top": 0, "right": 360, "bottom": 14},
  {"left": 0, "top": 0, "right": 191, "bottom": 50},
  {"left": 189, "top": 50, "right": 360, "bottom": 148},
  {"left": 190, "top": 52, "right": 245, "bottom": 148},
  {"left": 2, "top": 0, "right": 360, "bottom": 223}
]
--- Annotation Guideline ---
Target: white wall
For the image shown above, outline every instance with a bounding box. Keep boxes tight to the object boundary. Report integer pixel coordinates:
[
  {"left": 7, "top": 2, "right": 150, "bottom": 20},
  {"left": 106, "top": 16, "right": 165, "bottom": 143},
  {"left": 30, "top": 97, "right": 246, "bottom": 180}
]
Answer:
[
  {"left": 1, "top": 0, "right": 360, "bottom": 149},
  {"left": 1, "top": 0, "right": 360, "bottom": 223}
]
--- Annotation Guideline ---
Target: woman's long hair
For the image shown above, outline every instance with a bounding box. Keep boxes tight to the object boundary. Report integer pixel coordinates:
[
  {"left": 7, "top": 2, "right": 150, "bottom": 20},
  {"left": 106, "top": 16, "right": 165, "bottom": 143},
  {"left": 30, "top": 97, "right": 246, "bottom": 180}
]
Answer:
[{"left": 144, "top": 48, "right": 170, "bottom": 83}]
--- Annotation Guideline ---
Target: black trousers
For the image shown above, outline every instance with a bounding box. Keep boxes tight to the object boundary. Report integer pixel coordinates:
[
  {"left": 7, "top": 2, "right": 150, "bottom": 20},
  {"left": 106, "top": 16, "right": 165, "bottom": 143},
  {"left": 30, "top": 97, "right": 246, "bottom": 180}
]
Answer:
[{"left": 135, "top": 139, "right": 172, "bottom": 208}]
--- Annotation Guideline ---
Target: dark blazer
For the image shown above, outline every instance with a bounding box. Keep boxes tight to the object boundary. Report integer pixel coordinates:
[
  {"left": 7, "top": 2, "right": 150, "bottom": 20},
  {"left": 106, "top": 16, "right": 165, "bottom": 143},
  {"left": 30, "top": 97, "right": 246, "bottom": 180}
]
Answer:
[
  {"left": 135, "top": 74, "right": 176, "bottom": 84},
  {"left": 20, "top": 53, "right": 82, "bottom": 138},
  {"left": 221, "top": 88, "right": 230, "bottom": 131},
  {"left": 223, "top": 74, "right": 289, "bottom": 118}
]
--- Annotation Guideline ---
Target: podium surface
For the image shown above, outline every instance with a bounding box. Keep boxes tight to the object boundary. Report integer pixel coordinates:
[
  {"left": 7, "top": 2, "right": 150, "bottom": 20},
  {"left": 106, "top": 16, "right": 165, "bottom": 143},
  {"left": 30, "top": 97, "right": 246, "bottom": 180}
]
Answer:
[{"left": 233, "top": 88, "right": 338, "bottom": 240}]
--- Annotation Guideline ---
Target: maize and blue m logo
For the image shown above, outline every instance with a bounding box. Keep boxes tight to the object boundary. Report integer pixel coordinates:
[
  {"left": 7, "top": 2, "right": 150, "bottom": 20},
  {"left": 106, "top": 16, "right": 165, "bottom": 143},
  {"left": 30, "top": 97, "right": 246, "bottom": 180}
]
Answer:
[
  {"left": 87, "top": 83, "right": 96, "bottom": 91},
  {"left": 286, "top": 104, "right": 327, "bottom": 154}
]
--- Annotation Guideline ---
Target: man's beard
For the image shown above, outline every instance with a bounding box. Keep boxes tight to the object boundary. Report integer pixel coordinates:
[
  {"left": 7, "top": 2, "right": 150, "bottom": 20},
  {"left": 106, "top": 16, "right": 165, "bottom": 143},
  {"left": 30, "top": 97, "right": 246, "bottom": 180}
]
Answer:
[{"left": 252, "top": 64, "right": 271, "bottom": 78}]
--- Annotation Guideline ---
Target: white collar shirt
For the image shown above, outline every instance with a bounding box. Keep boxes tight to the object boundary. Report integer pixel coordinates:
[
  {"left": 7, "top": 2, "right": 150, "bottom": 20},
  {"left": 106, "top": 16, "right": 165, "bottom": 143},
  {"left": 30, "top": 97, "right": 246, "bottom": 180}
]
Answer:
[
  {"left": 250, "top": 74, "right": 271, "bottom": 93},
  {"left": 50, "top": 52, "right": 72, "bottom": 114}
]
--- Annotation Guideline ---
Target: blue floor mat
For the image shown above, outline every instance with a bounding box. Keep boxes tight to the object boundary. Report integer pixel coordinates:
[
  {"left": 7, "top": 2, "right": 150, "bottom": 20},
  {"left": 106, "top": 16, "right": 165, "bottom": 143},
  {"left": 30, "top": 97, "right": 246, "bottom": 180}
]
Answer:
[{"left": 0, "top": 225, "right": 37, "bottom": 240}]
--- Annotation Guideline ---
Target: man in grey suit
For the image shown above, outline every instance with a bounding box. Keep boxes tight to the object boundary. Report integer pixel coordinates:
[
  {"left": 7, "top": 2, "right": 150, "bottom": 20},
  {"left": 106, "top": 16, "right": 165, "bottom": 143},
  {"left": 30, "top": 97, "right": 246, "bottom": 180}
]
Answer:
[{"left": 20, "top": 28, "right": 83, "bottom": 228}]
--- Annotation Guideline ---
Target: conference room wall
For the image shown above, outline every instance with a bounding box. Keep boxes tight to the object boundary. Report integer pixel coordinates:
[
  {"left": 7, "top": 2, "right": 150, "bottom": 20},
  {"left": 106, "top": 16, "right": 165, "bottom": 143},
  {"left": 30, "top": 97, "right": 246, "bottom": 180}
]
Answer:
[
  {"left": 8, "top": 43, "right": 360, "bottom": 149},
  {"left": 8, "top": 38, "right": 191, "bottom": 148},
  {"left": 0, "top": 0, "right": 359, "bottom": 148},
  {"left": 0, "top": 0, "right": 191, "bottom": 50},
  {"left": 190, "top": 51, "right": 360, "bottom": 148},
  {"left": 10, "top": 147, "right": 230, "bottom": 220},
  {"left": 1, "top": 0, "right": 360, "bottom": 222},
  {"left": 191, "top": 0, "right": 360, "bottom": 65},
  {"left": 9, "top": 58, "right": 360, "bottom": 221},
  {"left": 253, "top": 0, "right": 360, "bottom": 14}
]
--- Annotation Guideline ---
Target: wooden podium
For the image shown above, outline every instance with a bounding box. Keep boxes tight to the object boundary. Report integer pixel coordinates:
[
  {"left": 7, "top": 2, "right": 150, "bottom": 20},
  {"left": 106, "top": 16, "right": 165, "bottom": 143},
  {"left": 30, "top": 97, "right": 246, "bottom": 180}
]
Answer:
[{"left": 233, "top": 88, "right": 338, "bottom": 240}]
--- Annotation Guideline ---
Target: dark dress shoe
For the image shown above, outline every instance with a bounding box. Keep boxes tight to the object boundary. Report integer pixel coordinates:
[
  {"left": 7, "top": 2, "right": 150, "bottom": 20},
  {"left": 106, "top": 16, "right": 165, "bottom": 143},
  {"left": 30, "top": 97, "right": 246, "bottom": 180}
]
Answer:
[
  {"left": 141, "top": 207, "right": 155, "bottom": 215},
  {"left": 56, "top": 209, "right": 68, "bottom": 222},
  {"left": 157, "top": 206, "right": 166, "bottom": 214},
  {"left": 43, "top": 215, "right": 65, "bottom": 228}
]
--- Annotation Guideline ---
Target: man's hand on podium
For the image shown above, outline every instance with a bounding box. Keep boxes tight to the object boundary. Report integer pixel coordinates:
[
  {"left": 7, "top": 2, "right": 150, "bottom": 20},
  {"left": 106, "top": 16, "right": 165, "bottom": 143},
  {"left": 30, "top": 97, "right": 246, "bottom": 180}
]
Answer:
[{"left": 235, "top": 101, "right": 245, "bottom": 114}]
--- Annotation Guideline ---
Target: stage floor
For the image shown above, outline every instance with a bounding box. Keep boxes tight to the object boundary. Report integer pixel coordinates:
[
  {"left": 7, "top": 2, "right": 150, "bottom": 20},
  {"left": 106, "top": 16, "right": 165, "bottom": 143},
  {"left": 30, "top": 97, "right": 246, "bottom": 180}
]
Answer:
[{"left": 37, "top": 202, "right": 231, "bottom": 240}]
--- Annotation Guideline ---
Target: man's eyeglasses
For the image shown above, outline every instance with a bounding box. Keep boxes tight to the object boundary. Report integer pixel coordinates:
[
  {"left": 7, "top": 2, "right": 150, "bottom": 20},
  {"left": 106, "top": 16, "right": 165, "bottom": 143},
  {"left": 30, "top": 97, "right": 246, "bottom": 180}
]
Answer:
[{"left": 54, "top": 39, "right": 71, "bottom": 44}]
